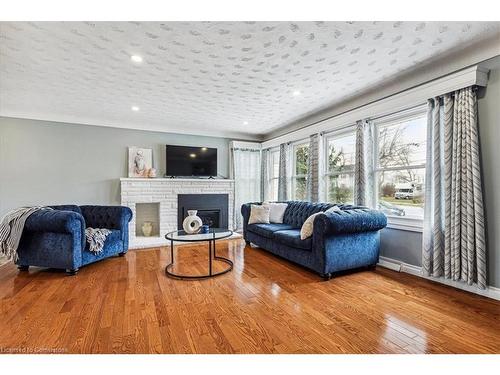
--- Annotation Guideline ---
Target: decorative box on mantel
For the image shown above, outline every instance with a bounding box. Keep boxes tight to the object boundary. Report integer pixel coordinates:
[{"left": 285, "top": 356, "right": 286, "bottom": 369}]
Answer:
[{"left": 120, "top": 178, "right": 235, "bottom": 249}]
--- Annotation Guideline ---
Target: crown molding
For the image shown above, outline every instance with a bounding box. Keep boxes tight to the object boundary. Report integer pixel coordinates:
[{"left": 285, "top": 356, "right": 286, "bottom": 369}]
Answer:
[
  {"left": 262, "top": 64, "right": 490, "bottom": 149},
  {"left": 0, "top": 113, "right": 263, "bottom": 142}
]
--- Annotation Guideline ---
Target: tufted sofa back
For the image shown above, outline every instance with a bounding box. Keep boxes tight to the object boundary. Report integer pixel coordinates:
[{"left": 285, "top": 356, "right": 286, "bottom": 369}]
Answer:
[
  {"left": 281, "top": 201, "right": 361, "bottom": 228},
  {"left": 80, "top": 205, "right": 131, "bottom": 230},
  {"left": 282, "top": 201, "right": 332, "bottom": 228}
]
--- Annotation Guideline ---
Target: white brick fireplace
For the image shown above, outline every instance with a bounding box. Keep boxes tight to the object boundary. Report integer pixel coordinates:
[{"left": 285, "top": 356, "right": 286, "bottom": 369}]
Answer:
[{"left": 120, "top": 178, "right": 235, "bottom": 248}]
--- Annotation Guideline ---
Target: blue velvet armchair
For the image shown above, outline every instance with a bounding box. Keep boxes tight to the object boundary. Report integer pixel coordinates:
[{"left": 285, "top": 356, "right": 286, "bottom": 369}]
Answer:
[
  {"left": 16, "top": 205, "right": 132, "bottom": 275},
  {"left": 241, "top": 201, "right": 387, "bottom": 279}
]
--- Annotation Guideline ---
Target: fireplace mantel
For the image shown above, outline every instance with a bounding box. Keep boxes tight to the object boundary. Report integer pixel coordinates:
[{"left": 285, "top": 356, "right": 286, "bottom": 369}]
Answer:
[
  {"left": 120, "top": 177, "right": 235, "bottom": 182},
  {"left": 120, "top": 178, "right": 235, "bottom": 248}
]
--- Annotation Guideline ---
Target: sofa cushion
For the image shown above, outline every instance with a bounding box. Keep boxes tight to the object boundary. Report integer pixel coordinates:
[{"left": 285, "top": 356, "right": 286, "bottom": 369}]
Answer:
[
  {"left": 273, "top": 229, "right": 312, "bottom": 250},
  {"left": 247, "top": 223, "right": 294, "bottom": 239}
]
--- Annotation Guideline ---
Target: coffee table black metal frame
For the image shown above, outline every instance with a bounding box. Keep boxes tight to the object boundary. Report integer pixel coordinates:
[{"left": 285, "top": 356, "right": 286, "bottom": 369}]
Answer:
[{"left": 164, "top": 228, "right": 233, "bottom": 279}]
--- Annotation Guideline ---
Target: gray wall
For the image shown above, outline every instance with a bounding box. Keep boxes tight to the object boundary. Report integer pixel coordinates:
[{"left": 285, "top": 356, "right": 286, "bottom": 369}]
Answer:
[
  {"left": 0, "top": 118, "right": 230, "bottom": 215},
  {"left": 380, "top": 229, "right": 423, "bottom": 267},
  {"left": 478, "top": 68, "right": 500, "bottom": 288},
  {"left": 380, "top": 68, "right": 500, "bottom": 288}
]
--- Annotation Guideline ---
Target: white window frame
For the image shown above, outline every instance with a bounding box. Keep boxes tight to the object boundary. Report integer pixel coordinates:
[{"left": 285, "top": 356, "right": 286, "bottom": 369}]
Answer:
[
  {"left": 267, "top": 148, "right": 280, "bottom": 201},
  {"left": 373, "top": 105, "right": 427, "bottom": 232},
  {"left": 323, "top": 127, "right": 357, "bottom": 204},
  {"left": 291, "top": 140, "right": 309, "bottom": 200}
]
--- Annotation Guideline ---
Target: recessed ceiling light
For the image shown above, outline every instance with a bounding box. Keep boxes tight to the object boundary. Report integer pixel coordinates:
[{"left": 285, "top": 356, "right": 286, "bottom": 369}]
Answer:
[
  {"left": 293, "top": 90, "right": 301, "bottom": 96},
  {"left": 189, "top": 153, "right": 196, "bottom": 158},
  {"left": 131, "top": 106, "right": 140, "bottom": 112},
  {"left": 243, "top": 121, "right": 249, "bottom": 125},
  {"left": 130, "top": 55, "right": 143, "bottom": 63}
]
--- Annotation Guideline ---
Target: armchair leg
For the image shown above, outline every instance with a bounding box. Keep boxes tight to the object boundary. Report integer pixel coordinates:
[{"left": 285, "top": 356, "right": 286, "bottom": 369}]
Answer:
[
  {"left": 66, "top": 268, "right": 79, "bottom": 276},
  {"left": 118, "top": 252, "right": 126, "bottom": 257},
  {"left": 245, "top": 240, "right": 251, "bottom": 246},
  {"left": 17, "top": 265, "right": 29, "bottom": 271}
]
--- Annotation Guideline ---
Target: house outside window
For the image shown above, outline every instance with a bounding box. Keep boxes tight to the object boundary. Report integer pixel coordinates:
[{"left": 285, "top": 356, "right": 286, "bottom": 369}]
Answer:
[{"left": 374, "top": 108, "right": 427, "bottom": 220}]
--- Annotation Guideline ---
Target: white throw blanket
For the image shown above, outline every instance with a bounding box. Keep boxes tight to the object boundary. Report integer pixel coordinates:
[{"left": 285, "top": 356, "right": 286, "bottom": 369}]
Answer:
[
  {"left": 85, "top": 228, "right": 112, "bottom": 254},
  {"left": 0, "top": 206, "right": 51, "bottom": 261}
]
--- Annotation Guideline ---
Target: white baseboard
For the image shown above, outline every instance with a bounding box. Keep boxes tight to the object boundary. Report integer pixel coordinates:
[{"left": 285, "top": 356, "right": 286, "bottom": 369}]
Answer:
[{"left": 378, "top": 256, "right": 500, "bottom": 301}]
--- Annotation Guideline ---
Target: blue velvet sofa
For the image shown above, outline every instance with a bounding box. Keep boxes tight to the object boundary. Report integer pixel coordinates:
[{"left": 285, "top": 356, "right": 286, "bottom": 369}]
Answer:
[
  {"left": 16, "top": 205, "right": 132, "bottom": 275},
  {"left": 241, "top": 201, "right": 387, "bottom": 279}
]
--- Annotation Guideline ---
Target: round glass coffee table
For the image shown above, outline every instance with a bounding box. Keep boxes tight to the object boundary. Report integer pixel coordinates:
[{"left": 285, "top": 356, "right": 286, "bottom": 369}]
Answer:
[{"left": 164, "top": 228, "right": 233, "bottom": 279}]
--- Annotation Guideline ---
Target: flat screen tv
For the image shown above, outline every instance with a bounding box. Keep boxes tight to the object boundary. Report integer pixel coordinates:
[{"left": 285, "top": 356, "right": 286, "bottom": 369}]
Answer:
[{"left": 166, "top": 145, "right": 217, "bottom": 177}]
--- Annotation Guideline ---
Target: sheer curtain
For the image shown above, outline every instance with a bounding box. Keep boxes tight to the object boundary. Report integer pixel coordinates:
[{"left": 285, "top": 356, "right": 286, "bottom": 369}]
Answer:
[
  {"left": 260, "top": 149, "right": 269, "bottom": 202},
  {"left": 231, "top": 146, "right": 261, "bottom": 231},
  {"left": 423, "top": 87, "right": 487, "bottom": 289}
]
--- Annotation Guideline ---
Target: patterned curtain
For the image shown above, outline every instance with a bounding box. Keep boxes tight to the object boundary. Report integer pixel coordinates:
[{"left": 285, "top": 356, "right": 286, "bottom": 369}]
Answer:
[
  {"left": 354, "top": 119, "right": 374, "bottom": 207},
  {"left": 306, "top": 134, "right": 320, "bottom": 202},
  {"left": 277, "top": 143, "right": 289, "bottom": 201},
  {"left": 260, "top": 149, "right": 269, "bottom": 202},
  {"left": 423, "top": 87, "right": 487, "bottom": 289},
  {"left": 231, "top": 147, "right": 261, "bottom": 230}
]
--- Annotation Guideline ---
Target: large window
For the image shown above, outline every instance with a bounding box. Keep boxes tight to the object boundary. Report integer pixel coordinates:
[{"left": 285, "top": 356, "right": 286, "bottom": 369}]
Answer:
[
  {"left": 292, "top": 142, "right": 309, "bottom": 200},
  {"left": 325, "top": 130, "right": 356, "bottom": 204},
  {"left": 268, "top": 149, "right": 280, "bottom": 201},
  {"left": 375, "top": 111, "right": 427, "bottom": 219}
]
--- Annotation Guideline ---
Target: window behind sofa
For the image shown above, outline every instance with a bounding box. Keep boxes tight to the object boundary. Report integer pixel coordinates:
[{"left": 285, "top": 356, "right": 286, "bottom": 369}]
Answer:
[
  {"left": 292, "top": 142, "right": 309, "bottom": 200},
  {"left": 374, "top": 109, "right": 427, "bottom": 220},
  {"left": 324, "top": 129, "right": 356, "bottom": 204}
]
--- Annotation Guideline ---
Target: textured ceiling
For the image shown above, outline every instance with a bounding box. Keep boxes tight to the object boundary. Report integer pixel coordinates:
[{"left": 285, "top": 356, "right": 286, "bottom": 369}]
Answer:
[{"left": 1, "top": 21, "right": 499, "bottom": 139}]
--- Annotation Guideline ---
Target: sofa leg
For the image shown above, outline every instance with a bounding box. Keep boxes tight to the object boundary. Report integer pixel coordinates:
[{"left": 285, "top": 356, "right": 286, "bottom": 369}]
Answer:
[
  {"left": 17, "top": 265, "right": 29, "bottom": 271},
  {"left": 118, "top": 252, "right": 126, "bottom": 257},
  {"left": 245, "top": 240, "right": 251, "bottom": 246},
  {"left": 368, "top": 264, "right": 377, "bottom": 270},
  {"left": 66, "top": 268, "right": 79, "bottom": 276},
  {"left": 322, "top": 273, "right": 333, "bottom": 281}
]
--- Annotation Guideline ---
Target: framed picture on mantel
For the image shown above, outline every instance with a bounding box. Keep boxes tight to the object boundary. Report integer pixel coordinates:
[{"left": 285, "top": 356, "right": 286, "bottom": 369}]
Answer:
[{"left": 128, "top": 147, "right": 154, "bottom": 178}]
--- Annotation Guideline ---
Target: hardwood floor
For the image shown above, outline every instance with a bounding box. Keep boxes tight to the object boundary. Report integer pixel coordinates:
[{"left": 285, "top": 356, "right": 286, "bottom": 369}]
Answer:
[{"left": 0, "top": 239, "right": 499, "bottom": 354}]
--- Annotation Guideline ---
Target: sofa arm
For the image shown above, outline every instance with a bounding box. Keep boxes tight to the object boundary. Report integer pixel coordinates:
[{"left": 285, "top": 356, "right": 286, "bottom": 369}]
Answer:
[
  {"left": 313, "top": 208, "right": 387, "bottom": 236},
  {"left": 80, "top": 205, "right": 132, "bottom": 231},
  {"left": 24, "top": 209, "right": 85, "bottom": 235}
]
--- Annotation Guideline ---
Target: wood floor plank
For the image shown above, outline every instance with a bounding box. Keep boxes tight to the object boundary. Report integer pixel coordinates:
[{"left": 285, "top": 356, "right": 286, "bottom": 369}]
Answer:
[{"left": 0, "top": 239, "right": 499, "bottom": 353}]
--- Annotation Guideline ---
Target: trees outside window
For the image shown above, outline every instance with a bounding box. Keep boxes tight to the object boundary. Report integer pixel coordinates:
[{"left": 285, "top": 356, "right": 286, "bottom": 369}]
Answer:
[
  {"left": 292, "top": 143, "right": 309, "bottom": 200},
  {"left": 375, "top": 113, "right": 427, "bottom": 218},
  {"left": 325, "top": 132, "right": 356, "bottom": 204}
]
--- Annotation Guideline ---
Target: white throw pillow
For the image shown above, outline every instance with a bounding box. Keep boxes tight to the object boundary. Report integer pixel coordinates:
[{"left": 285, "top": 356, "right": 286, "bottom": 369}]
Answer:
[
  {"left": 263, "top": 202, "right": 288, "bottom": 223},
  {"left": 300, "top": 212, "right": 323, "bottom": 240},
  {"left": 248, "top": 204, "right": 270, "bottom": 225}
]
